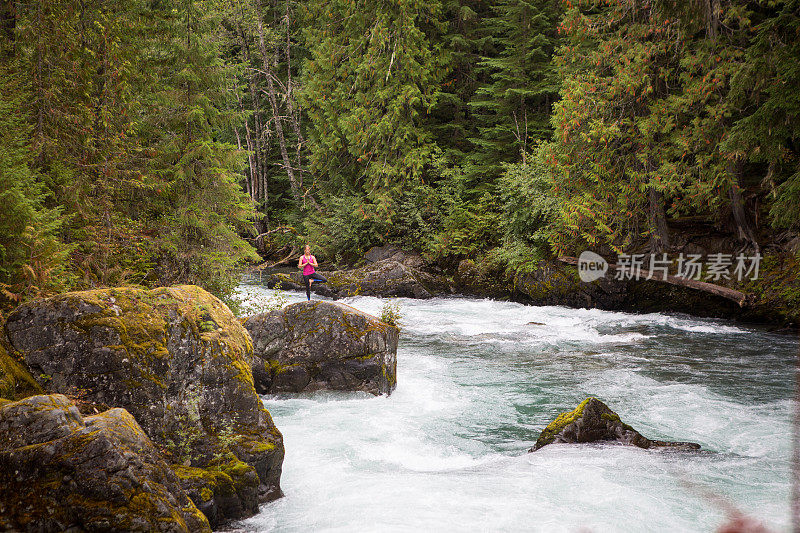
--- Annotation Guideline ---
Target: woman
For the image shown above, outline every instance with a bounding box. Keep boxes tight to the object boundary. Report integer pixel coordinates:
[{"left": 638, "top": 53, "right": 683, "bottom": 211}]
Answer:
[{"left": 298, "top": 244, "right": 327, "bottom": 300}]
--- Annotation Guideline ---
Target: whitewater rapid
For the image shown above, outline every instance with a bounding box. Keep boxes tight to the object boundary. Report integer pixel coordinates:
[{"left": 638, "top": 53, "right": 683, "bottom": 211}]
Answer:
[{"left": 232, "top": 285, "right": 796, "bottom": 532}]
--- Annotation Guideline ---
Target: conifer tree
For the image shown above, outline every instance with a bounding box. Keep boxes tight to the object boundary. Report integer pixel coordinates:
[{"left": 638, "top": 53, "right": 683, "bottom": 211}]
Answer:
[
  {"left": 542, "top": 1, "right": 681, "bottom": 254},
  {"left": 0, "top": 72, "right": 70, "bottom": 310},
  {"left": 468, "top": 0, "right": 560, "bottom": 180},
  {"left": 13, "top": 0, "right": 152, "bottom": 285},
  {"left": 723, "top": 0, "right": 800, "bottom": 231},
  {"left": 300, "top": 0, "right": 447, "bottom": 203},
  {"left": 143, "top": 0, "right": 258, "bottom": 296}
]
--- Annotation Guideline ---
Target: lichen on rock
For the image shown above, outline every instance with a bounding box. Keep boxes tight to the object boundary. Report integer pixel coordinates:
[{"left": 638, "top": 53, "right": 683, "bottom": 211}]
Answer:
[
  {"left": 0, "top": 394, "right": 210, "bottom": 532},
  {"left": 530, "top": 397, "right": 701, "bottom": 452},
  {"left": 3, "top": 285, "right": 284, "bottom": 525},
  {"left": 245, "top": 300, "right": 399, "bottom": 395}
]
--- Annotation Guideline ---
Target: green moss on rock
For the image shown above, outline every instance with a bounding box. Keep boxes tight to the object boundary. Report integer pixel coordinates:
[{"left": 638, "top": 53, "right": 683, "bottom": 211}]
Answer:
[
  {"left": 172, "top": 464, "right": 239, "bottom": 499},
  {"left": 0, "top": 395, "right": 211, "bottom": 532},
  {"left": 535, "top": 398, "right": 594, "bottom": 449},
  {"left": 4, "top": 285, "right": 285, "bottom": 526},
  {"left": 0, "top": 341, "right": 42, "bottom": 400},
  {"left": 532, "top": 397, "right": 701, "bottom": 452}
]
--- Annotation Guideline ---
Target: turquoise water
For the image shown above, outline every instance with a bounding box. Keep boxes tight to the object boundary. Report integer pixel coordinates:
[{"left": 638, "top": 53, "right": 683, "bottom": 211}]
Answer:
[{"left": 233, "top": 285, "right": 796, "bottom": 532}]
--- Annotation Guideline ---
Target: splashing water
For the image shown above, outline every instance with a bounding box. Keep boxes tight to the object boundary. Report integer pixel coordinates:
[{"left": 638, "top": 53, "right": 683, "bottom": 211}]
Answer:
[{"left": 232, "top": 285, "right": 796, "bottom": 532}]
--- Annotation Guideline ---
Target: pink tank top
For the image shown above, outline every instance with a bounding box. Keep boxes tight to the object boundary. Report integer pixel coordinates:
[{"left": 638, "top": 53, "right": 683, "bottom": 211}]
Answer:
[{"left": 302, "top": 255, "right": 316, "bottom": 275}]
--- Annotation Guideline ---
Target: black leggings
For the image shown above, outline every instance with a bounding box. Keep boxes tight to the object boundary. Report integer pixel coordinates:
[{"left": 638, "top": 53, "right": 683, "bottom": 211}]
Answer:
[{"left": 303, "top": 272, "right": 327, "bottom": 300}]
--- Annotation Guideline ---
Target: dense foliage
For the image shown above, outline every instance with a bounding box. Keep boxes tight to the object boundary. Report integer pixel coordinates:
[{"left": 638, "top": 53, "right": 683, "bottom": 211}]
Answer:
[{"left": 0, "top": 0, "right": 797, "bottom": 311}]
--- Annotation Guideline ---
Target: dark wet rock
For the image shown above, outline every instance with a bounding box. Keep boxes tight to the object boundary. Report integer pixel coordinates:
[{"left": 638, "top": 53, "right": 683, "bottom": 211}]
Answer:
[
  {"left": 530, "top": 398, "right": 701, "bottom": 452},
  {"left": 514, "top": 261, "right": 628, "bottom": 309},
  {"left": 244, "top": 300, "right": 398, "bottom": 395},
  {"left": 3, "top": 285, "right": 284, "bottom": 525},
  {"left": 453, "top": 259, "right": 513, "bottom": 298},
  {"left": 264, "top": 272, "right": 302, "bottom": 291},
  {"left": 0, "top": 394, "right": 211, "bottom": 532},
  {"left": 364, "top": 245, "right": 426, "bottom": 269}
]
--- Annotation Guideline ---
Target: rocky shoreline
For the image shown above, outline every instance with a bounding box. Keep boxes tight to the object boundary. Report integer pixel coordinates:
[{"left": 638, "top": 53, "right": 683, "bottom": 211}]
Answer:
[
  {"left": 0, "top": 285, "right": 399, "bottom": 531},
  {"left": 259, "top": 244, "right": 799, "bottom": 330}
]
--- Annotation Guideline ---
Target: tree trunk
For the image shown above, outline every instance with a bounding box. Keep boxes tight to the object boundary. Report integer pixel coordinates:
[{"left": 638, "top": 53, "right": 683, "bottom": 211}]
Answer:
[
  {"left": 727, "top": 159, "right": 759, "bottom": 252},
  {"left": 704, "top": 0, "right": 719, "bottom": 39},
  {"left": 234, "top": 17, "right": 269, "bottom": 232},
  {"left": 257, "top": 16, "right": 302, "bottom": 208},
  {"left": 283, "top": 1, "right": 317, "bottom": 210},
  {"left": 648, "top": 186, "right": 670, "bottom": 253}
]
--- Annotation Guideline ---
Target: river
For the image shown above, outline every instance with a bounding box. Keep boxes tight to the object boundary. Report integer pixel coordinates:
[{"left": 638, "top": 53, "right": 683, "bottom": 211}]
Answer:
[{"left": 232, "top": 284, "right": 796, "bottom": 532}]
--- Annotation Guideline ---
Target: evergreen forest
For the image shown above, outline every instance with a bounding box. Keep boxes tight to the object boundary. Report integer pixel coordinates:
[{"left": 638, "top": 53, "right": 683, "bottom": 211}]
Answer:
[{"left": 1, "top": 0, "right": 798, "bottom": 314}]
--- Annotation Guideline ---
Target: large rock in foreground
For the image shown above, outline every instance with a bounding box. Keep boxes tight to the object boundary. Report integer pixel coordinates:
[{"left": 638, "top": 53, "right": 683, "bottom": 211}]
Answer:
[
  {"left": 530, "top": 398, "right": 701, "bottom": 452},
  {"left": 3, "top": 285, "right": 284, "bottom": 526},
  {"left": 0, "top": 394, "right": 210, "bottom": 532},
  {"left": 245, "top": 301, "right": 398, "bottom": 395}
]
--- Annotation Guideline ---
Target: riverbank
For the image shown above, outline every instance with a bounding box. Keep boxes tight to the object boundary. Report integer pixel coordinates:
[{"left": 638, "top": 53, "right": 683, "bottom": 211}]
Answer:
[{"left": 251, "top": 245, "right": 800, "bottom": 331}]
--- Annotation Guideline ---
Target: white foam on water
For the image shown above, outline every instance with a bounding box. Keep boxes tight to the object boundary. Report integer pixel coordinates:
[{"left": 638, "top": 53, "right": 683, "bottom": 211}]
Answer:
[{"left": 233, "top": 286, "right": 795, "bottom": 532}]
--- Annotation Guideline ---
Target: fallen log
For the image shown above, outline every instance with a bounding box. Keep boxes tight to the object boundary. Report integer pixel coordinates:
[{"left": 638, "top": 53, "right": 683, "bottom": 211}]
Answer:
[
  {"left": 251, "top": 245, "right": 299, "bottom": 270},
  {"left": 558, "top": 256, "right": 749, "bottom": 307}
]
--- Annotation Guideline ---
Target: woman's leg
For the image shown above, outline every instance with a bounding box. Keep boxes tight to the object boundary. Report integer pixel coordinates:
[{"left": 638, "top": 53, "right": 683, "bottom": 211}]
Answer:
[
  {"left": 303, "top": 274, "right": 311, "bottom": 300},
  {"left": 310, "top": 272, "right": 327, "bottom": 284}
]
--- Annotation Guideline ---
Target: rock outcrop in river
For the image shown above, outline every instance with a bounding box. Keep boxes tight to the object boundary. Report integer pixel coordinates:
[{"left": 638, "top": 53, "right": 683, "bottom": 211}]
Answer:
[
  {"left": 530, "top": 398, "right": 701, "bottom": 451},
  {"left": 2, "top": 285, "right": 284, "bottom": 527},
  {"left": 0, "top": 394, "right": 211, "bottom": 532},
  {"left": 245, "top": 301, "right": 398, "bottom": 395},
  {"left": 264, "top": 245, "right": 449, "bottom": 299},
  {"left": 268, "top": 260, "right": 441, "bottom": 299}
]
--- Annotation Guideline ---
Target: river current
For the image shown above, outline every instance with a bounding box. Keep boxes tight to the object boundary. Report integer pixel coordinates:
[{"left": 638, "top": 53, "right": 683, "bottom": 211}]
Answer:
[{"left": 232, "top": 285, "right": 797, "bottom": 532}]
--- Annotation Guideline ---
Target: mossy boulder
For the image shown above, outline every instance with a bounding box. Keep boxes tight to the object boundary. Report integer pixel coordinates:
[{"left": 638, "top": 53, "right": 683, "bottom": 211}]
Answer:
[
  {"left": 3, "top": 285, "right": 284, "bottom": 525},
  {"left": 514, "top": 260, "right": 627, "bottom": 309},
  {"left": 0, "top": 394, "right": 210, "bottom": 532},
  {"left": 454, "top": 259, "right": 514, "bottom": 298},
  {"left": 244, "top": 300, "right": 398, "bottom": 395},
  {"left": 171, "top": 458, "right": 259, "bottom": 528},
  {"left": 530, "top": 398, "right": 701, "bottom": 452}
]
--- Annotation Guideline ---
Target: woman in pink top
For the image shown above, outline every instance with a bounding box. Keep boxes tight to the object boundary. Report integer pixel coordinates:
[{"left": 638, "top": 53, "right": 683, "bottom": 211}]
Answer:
[{"left": 298, "top": 244, "right": 327, "bottom": 300}]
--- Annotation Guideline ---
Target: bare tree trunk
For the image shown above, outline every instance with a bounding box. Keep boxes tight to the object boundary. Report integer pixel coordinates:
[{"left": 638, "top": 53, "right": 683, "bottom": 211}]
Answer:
[
  {"left": 648, "top": 186, "right": 670, "bottom": 253},
  {"left": 234, "top": 16, "right": 269, "bottom": 232},
  {"left": 704, "top": 0, "right": 719, "bottom": 39},
  {"left": 257, "top": 16, "right": 302, "bottom": 207},
  {"left": 643, "top": 155, "right": 670, "bottom": 253},
  {"left": 281, "top": 2, "right": 319, "bottom": 211},
  {"left": 728, "top": 159, "right": 759, "bottom": 252}
]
